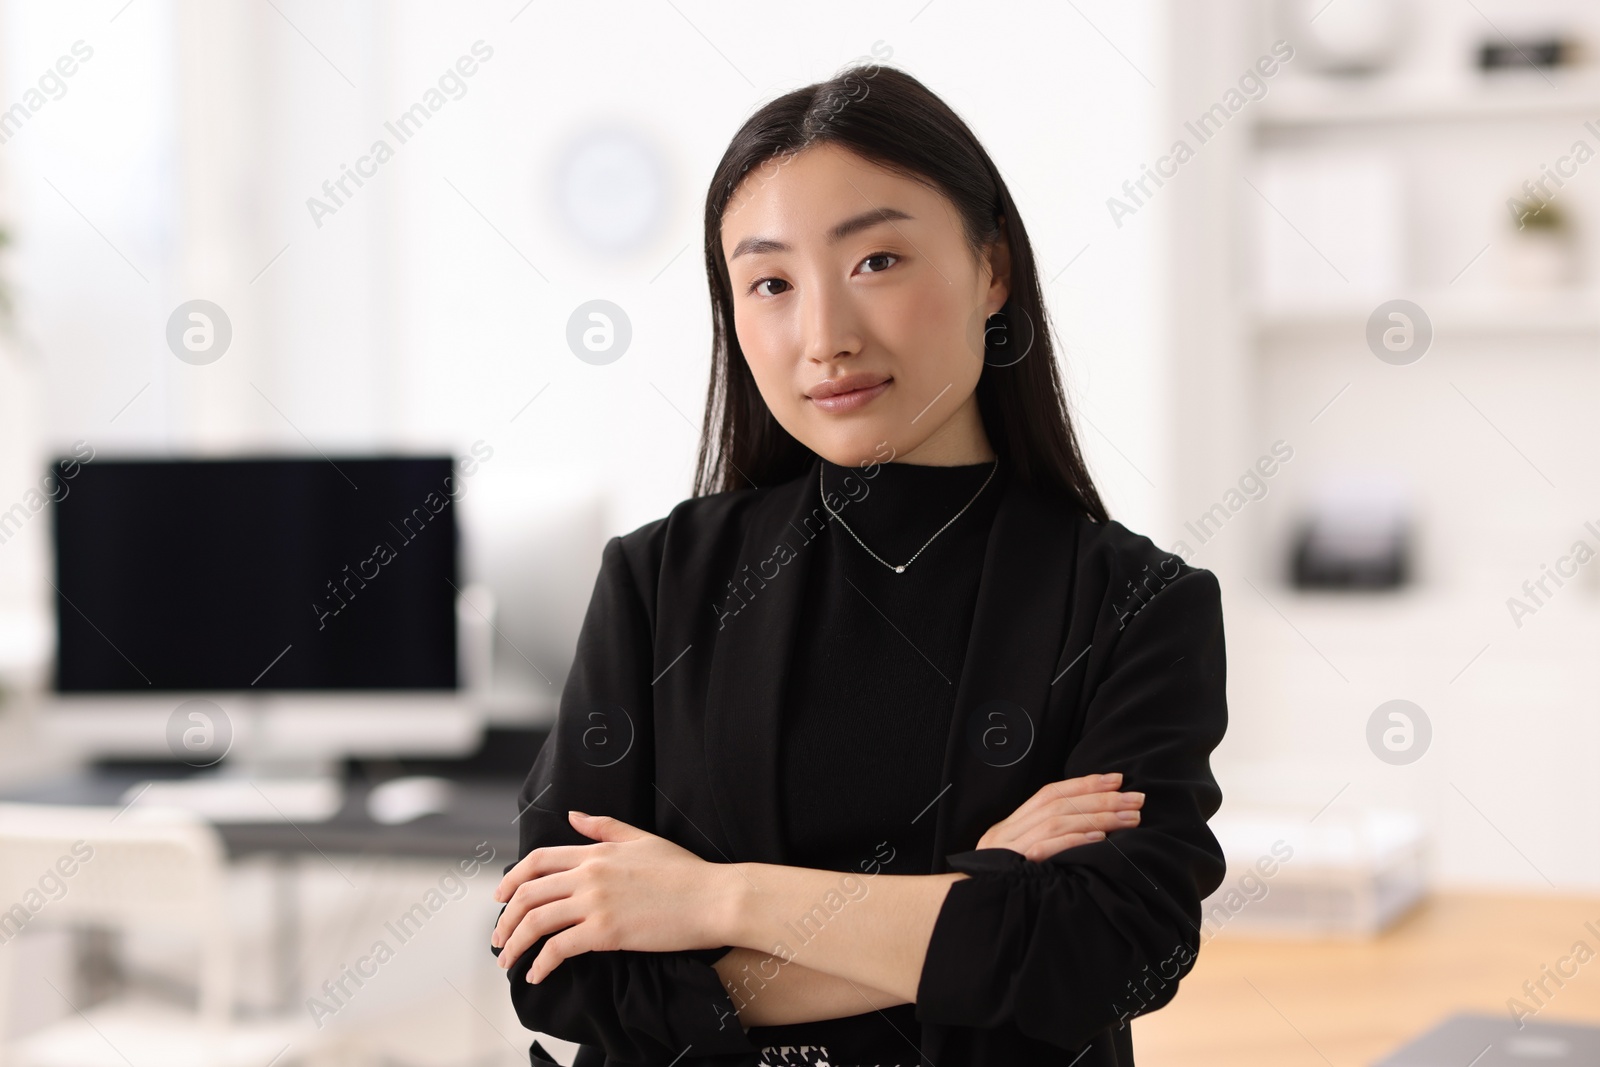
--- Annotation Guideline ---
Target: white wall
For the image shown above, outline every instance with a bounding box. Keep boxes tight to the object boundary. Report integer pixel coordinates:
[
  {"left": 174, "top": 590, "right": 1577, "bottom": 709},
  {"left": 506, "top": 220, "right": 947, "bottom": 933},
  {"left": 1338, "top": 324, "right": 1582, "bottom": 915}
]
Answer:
[
  {"left": 10, "top": 0, "right": 1590, "bottom": 896},
  {"left": 0, "top": 0, "right": 1173, "bottom": 711},
  {"left": 373, "top": 0, "right": 1171, "bottom": 535}
]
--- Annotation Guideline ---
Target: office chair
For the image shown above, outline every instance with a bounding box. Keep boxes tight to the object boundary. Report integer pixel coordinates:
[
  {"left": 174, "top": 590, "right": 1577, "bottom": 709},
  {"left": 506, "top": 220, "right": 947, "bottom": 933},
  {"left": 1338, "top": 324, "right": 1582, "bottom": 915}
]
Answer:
[{"left": 0, "top": 802, "right": 324, "bottom": 1067}]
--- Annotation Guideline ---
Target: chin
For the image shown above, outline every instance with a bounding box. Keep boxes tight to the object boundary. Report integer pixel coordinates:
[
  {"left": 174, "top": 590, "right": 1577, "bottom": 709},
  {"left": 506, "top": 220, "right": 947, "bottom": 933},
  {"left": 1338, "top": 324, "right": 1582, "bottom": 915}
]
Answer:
[{"left": 805, "top": 432, "right": 901, "bottom": 469}]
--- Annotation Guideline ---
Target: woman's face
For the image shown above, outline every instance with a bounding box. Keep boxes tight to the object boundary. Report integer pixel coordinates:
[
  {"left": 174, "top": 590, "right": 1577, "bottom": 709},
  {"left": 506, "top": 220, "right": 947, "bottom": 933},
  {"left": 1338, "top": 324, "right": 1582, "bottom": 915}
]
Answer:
[{"left": 719, "top": 141, "right": 1010, "bottom": 468}]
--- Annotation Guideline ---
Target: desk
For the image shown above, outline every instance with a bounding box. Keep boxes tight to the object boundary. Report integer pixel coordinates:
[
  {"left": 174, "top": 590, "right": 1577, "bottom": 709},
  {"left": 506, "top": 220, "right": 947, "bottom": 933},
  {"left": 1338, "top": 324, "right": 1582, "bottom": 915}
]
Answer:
[
  {"left": 0, "top": 768, "right": 522, "bottom": 859},
  {"left": 0, "top": 767, "right": 525, "bottom": 1011},
  {"left": 1134, "top": 892, "right": 1600, "bottom": 1066}
]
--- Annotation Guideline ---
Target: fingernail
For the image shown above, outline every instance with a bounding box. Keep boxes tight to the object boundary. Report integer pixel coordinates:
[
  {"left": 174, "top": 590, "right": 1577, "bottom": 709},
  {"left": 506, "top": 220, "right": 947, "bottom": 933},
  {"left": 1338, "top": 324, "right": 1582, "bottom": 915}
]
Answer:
[
  {"left": 569, "top": 810, "right": 587, "bottom": 819},
  {"left": 1101, "top": 773, "right": 1122, "bottom": 782},
  {"left": 1086, "top": 831, "right": 1105, "bottom": 840},
  {"left": 1117, "top": 810, "right": 1140, "bottom": 822},
  {"left": 1125, "top": 792, "right": 1145, "bottom": 803}
]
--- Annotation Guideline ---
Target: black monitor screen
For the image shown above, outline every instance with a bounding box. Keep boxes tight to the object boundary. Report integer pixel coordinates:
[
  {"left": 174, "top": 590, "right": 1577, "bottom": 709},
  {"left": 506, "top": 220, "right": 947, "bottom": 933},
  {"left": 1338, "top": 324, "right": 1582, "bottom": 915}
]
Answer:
[{"left": 52, "top": 456, "right": 458, "bottom": 691}]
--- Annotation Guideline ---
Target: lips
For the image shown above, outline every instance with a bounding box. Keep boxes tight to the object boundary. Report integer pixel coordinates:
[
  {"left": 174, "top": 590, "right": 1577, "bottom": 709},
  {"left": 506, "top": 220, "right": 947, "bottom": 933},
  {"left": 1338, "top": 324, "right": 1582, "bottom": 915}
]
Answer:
[
  {"left": 806, "top": 373, "right": 890, "bottom": 400},
  {"left": 806, "top": 375, "right": 891, "bottom": 413}
]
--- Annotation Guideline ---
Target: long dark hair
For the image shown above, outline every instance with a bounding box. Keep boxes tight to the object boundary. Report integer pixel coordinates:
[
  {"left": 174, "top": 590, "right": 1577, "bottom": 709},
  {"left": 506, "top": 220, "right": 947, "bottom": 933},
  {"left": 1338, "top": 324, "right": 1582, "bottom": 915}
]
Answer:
[{"left": 693, "top": 63, "right": 1108, "bottom": 523}]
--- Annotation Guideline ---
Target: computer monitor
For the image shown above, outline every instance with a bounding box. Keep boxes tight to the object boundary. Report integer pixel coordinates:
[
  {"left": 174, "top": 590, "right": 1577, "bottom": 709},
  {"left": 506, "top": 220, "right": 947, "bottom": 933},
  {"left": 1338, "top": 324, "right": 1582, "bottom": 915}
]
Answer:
[{"left": 45, "top": 455, "right": 480, "bottom": 768}]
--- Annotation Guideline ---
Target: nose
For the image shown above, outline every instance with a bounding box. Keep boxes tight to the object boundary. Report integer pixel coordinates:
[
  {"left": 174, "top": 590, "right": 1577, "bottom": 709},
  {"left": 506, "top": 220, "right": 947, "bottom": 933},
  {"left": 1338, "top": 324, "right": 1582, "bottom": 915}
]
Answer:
[{"left": 801, "top": 273, "right": 864, "bottom": 364}]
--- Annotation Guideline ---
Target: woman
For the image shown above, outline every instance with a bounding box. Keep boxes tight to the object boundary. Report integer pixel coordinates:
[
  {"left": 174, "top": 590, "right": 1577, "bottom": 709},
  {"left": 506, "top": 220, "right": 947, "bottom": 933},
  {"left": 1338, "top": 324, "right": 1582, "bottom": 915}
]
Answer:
[{"left": 490, "top": 63, "right": 1227, "bottom": 1067}]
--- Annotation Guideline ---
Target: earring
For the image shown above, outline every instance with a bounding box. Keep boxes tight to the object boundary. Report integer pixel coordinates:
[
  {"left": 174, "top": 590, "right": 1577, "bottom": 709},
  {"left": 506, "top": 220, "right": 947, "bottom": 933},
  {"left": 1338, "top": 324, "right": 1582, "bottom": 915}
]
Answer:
[{"left": 984, "top": 310, "right": 1008, "bottom": 355}]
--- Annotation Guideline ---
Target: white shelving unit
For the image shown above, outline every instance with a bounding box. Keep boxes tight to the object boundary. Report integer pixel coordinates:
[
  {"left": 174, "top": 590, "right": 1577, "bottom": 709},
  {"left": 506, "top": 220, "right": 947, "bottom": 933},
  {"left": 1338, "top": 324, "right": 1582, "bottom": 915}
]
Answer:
[
  {"left": 1249, "top": 288, "right": 1600, "bottom": 335},
  {"left": 1258, "top": 82, "right": 1600, "bottom": 128},
  {"left": 1168, "top": 0, "right": 1600, "bottom": 890}
]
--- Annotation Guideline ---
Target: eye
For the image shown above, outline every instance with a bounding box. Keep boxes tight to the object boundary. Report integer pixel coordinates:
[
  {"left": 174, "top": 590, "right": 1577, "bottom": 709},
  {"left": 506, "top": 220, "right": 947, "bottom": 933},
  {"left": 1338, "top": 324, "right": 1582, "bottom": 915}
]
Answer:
[
  {"left": 746, "top": 276, "right": 791, "bottom": 297},
  {"left": 859, "top": 252, "right": 898, "bottom": 274}
]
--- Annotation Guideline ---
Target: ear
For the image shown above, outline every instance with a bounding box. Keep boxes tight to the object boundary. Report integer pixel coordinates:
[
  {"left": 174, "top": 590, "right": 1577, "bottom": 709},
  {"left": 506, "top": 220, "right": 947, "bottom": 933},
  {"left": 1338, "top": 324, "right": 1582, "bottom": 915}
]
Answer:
[{"left": 985, "top": 215, "right": 1013, "bottom": 315}]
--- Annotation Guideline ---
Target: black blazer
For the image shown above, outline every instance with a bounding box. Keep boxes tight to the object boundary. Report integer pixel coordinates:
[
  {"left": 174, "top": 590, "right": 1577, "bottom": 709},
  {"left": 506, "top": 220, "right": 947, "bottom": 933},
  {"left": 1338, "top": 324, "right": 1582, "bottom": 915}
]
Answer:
[{"left": 496, "top": 453, "right": 1228, "bottom": 1067}]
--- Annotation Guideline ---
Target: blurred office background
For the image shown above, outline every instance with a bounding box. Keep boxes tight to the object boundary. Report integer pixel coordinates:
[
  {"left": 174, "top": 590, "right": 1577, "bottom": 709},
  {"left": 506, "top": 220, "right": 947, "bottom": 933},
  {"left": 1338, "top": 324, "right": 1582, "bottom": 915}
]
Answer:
[{"left": 0, "top": 0, "right": 1597, "bottom": 1065}]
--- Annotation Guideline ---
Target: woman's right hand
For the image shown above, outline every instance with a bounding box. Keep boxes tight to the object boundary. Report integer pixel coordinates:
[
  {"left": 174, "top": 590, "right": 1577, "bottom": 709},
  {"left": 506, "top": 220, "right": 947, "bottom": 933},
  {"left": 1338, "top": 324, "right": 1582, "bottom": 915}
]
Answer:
[{"left": 975, "top": 772, "right": 1143, "bottom": 862}]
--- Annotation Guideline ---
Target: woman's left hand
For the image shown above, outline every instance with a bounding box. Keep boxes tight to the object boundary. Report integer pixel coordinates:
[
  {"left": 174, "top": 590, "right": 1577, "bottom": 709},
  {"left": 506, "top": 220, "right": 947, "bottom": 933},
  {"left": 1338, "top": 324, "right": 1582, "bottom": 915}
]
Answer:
[{"left": 490, "top": 811, "right": 731, "bottom": 984}]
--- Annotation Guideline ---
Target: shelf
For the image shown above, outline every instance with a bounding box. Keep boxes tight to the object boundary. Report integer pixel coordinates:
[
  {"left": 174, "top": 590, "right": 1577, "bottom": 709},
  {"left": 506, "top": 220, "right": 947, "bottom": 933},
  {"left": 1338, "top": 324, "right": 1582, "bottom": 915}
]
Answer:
[
  {"left": 1256, "top": 78, "right": 1600, "bottom": 130},
  {"left": 1249, "top": 288, "right": 1600, "bottom": 336}
]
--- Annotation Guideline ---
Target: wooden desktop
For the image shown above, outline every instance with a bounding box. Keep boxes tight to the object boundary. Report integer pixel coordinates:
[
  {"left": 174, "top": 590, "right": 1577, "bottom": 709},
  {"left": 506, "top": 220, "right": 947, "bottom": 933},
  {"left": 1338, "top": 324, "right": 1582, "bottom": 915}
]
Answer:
[{"left": 1135, "top": 892, "right": 1600, "bottom": 1066}]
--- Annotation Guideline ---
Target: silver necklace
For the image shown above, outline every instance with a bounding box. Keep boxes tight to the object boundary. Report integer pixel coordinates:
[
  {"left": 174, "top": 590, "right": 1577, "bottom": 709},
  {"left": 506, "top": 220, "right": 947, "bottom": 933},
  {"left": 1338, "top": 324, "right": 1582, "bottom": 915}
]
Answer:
[{"left": 820, "top": 457, "right": 1000, "bottom": 574}]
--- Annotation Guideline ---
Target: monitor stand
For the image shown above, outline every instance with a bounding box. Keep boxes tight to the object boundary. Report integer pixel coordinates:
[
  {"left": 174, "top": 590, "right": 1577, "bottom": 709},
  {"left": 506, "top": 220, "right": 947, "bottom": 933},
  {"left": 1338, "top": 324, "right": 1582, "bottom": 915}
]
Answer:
[
  {"left": 45, "top": 691, "right": 482, "bottom": 823},
  {"left": 43, "top": 691, "right": 480, "bottom": 762},
  {"left": 122, "top": 768, "right": 345, "bottom": 823}
]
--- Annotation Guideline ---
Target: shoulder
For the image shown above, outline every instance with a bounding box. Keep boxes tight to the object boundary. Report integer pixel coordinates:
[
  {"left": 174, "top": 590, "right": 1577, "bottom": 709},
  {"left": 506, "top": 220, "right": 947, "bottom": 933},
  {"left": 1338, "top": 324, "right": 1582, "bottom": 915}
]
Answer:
[
  {"left": 1064, "top": 507, "right": 1222, "bottom": 632},
  {"left": 602, "top": 476, "right": 804, "bottom": 607},
  {"left": 1072, "top": 513, "right": 1202, "bottom": 588}
]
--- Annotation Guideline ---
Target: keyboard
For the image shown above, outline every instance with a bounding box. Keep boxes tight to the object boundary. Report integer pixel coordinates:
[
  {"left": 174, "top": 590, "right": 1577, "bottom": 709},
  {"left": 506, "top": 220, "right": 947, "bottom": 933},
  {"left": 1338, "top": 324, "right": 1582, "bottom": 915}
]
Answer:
[{"left": 119, "top": 776, "right": 343, "bottom": 824}]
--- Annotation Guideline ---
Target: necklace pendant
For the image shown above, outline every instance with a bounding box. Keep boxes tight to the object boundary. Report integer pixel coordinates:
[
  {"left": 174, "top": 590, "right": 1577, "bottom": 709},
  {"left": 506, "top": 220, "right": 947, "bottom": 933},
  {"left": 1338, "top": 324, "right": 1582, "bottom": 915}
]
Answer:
[{"left": 821, "top": 457, "right": 998, "bottom": 581}]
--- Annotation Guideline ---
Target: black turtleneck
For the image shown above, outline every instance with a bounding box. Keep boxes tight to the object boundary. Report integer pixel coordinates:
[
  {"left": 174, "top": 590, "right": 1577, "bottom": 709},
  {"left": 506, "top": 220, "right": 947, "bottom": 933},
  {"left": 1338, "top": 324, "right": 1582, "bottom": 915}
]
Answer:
[{"left": 747, "top": 452, "right": 1008, "bottom": 1062}]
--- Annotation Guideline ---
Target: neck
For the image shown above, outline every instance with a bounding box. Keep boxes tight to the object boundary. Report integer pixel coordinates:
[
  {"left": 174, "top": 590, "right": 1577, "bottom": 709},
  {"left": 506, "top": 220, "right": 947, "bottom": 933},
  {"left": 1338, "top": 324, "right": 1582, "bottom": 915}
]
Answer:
[{"left": 894, "top": 395, "right": 995, "bottom": 466}]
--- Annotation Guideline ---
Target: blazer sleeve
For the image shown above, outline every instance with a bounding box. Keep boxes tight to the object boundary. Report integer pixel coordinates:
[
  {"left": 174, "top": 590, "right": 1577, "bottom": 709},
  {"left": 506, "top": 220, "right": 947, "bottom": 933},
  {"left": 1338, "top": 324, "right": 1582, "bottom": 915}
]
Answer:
[
  {"left": 493, "top": 534, "right": 760, "bottom": 1063},
  {"left": 913, "top": 565, "right": 1228, "bottom": 1051}
]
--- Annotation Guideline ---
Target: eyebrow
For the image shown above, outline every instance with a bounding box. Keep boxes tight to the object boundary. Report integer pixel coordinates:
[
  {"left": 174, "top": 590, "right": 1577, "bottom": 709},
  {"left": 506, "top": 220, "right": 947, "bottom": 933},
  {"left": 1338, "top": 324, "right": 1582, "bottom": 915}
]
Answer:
[{"left": 728, "top": 206, "right": 914, "bottom": 261}]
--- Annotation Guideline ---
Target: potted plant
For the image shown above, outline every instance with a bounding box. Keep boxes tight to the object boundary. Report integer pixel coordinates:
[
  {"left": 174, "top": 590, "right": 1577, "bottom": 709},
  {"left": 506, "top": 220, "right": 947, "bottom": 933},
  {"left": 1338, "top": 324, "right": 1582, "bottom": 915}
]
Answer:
[{"left": 1505, "top": 197, "right": 1580, "bottom": 289}]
